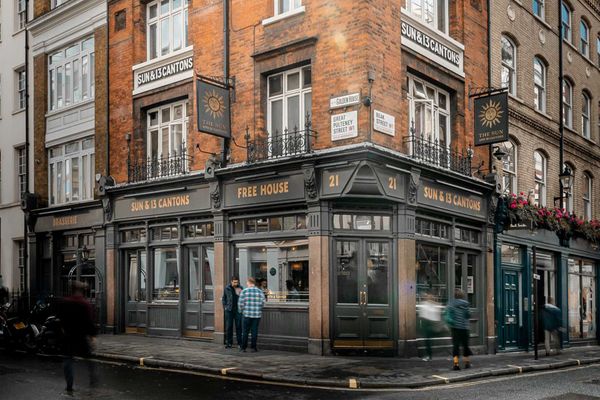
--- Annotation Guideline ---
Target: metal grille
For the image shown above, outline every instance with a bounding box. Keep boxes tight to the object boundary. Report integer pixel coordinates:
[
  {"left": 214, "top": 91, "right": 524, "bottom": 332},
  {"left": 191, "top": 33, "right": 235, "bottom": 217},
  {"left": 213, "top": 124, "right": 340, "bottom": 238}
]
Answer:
[
  {"left": 127, "top": 145, "right": 192, "bottom": 183},
  {"left": 246, "top": 118, "right": 317, "bottom": 163}
]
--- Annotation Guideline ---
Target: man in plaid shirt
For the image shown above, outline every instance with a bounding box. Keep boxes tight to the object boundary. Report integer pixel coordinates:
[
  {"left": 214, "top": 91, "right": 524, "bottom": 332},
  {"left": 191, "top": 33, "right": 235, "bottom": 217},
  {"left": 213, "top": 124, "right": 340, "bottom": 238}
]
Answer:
[{"left": 238, "top": 277, "right": 266, "bottom": 352}]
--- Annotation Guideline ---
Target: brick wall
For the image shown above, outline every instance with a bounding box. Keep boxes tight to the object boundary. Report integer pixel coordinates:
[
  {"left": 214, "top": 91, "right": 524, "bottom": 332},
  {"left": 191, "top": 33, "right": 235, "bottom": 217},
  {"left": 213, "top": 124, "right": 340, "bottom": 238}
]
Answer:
[
  {"left": 33, "top": 54, "right": 48, "bottom": 203},
  {"left": 33, "top": 0, "right": 50, "bottom": 19},
  {"left": 95, "top": 25, "right": 108, "bottom": 182}
]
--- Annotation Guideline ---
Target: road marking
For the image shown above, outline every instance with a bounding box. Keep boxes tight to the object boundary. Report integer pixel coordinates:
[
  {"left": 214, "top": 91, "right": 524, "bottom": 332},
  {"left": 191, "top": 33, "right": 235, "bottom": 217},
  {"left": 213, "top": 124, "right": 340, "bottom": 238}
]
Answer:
[
  {"left": 507, "top": 364, "right": 523, "bottom": 373},
  {"left": 348, "top": 378, "right": 359, "bottom": 389},
  {"left": 431, "top": 374, "right": 450, "bottom": 384},
  {"left": 140, "top": 357, "right": 144, "bottom": 366},
  {"left": 221, "top": 367, "right": 237, "bottom": 375},
  {"left": 576, "top": 359, "right": 581, "bottom": 366}
]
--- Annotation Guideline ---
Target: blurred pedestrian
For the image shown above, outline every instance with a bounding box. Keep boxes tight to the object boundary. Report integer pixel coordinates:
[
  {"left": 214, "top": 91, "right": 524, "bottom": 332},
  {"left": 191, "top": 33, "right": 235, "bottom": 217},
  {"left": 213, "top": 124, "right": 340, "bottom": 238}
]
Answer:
[
  {"left": 238, "top": 277, "right": 265, "bottom": 352},
  {"left": 418, "top": 293, "right": 441, "bottom": 361},
  {"left": 445, "top": 289, "right": 472, "bottom": 370},
  {"left": 542, "top": 297, "right": 562, "bottom": 356},
  {"left": 58, "top": 281, "right": 97, "bottom": 394},
  {"left": 0, "top": 275, "right": 9, "bottom": 304},
  {"left": 222, "top": 276, "right": 243, "bottom": 349},
  {"left": 286, "top": 280, "right": 300, "bottom": 302}
]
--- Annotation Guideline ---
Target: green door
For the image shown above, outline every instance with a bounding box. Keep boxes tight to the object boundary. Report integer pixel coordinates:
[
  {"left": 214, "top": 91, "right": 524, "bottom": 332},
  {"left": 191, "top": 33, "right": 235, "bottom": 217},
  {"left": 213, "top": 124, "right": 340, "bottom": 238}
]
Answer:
[{"left": 502, "top": 270, "right": 520, "bottom": 348}]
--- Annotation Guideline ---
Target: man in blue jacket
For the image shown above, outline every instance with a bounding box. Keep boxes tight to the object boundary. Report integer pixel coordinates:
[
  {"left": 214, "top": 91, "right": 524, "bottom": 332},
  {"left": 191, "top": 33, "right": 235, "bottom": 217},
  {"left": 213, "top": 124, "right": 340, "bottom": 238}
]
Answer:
[
  {"left": 222, "top": 276, "right": 243, "bottom": 349},
  {"left": 445, "top": 289, "right": 472, "bottom": 370},
  {"left": 238, "top": 277, "right": 266, "bottom": 352}
]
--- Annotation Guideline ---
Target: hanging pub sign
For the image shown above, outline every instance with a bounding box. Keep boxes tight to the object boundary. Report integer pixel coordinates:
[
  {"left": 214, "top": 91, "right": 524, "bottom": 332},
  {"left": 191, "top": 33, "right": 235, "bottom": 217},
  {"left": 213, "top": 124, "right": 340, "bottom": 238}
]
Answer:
[
  {"left": 473, "top": 92, "right": 509, "bottom": 146},
  {"left": 196, "top": 78, "right": 231, "bottom": 139}
]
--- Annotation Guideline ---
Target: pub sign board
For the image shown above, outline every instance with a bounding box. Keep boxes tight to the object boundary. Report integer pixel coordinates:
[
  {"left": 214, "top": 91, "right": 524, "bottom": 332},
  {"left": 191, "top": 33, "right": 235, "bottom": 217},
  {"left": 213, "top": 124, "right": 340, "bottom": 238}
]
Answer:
[
  {"left": 35, "top": 207, "right": 104, "bottom": 232},
  {"left": 418, "top": 179, "right": 486, "bottom": 219},
  {"left": 113, "top": 187, "right": 211, "bottom": 220},
  {"left": 224, "top": 174, "right": 305, "bottom": 208},
  {"left": 474, "top": 92, "right": 509, "bottom": 146},
  {"left": 196, "top": 79, "right": 231, "bottom": 139}
]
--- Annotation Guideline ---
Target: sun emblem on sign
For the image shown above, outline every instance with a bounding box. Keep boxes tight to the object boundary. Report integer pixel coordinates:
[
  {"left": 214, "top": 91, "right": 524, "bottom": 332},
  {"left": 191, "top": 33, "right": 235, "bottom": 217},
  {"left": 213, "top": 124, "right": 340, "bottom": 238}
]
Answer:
[
  {"left": 203, "top": 89, "right": 225, "bottom": 119},
  {"left": 479, "top": 99, "right": 503, "bottom": 128}
]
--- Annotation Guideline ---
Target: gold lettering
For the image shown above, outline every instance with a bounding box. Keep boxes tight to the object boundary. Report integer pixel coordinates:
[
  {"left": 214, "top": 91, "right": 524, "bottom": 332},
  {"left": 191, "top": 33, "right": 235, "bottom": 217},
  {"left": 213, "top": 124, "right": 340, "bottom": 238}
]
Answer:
[
  {"left": 329, "top": 174, "right": 340, "bottom": 188},
  {"left": 52, "top": 215, "right": 78, "bottom": 227}
]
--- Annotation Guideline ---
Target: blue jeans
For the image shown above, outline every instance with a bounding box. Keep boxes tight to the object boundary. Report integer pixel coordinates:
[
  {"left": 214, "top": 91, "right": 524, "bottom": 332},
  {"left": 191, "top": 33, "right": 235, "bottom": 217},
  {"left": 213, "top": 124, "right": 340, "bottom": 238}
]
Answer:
[
  {"left": 241, "top": 317, "right": 261, "bottom": 350},
  {"left": 224, "top": 310, "right": 242, "bottom": 346}
]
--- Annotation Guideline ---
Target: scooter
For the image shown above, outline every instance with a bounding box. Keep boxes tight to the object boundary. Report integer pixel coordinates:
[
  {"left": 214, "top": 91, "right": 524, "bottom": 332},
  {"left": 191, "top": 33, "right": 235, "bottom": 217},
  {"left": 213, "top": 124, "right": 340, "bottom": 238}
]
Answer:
[
  {"left": 0, "top": 300, "right": 39, "bottom": 353},
  {"left": 37, "top": 314, "right": 63, "bottom": 354}
]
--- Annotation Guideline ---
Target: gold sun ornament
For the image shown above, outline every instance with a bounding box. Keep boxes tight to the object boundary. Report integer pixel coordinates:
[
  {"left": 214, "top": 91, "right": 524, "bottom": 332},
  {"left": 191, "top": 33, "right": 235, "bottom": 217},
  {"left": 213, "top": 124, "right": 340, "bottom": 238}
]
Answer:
[
  {"left": 203, "top": 89, "right": 225, "bottom": 119},
  {"left": 479, "top": 99, "right": 504, "bottom": 128}
]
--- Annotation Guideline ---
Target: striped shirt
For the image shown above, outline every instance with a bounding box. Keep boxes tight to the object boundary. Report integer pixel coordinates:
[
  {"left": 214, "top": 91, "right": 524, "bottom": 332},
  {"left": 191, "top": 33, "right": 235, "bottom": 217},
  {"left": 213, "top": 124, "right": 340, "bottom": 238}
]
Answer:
[{"left": 238, "top": 286, "right": 266, "bottom": 318}]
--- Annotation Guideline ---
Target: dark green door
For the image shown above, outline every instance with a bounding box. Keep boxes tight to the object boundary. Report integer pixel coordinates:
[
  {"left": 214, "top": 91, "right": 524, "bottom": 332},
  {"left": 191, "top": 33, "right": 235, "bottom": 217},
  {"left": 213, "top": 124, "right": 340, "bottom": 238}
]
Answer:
[{"left": 502, "top": 270, "right": 520, "bottom": 348}]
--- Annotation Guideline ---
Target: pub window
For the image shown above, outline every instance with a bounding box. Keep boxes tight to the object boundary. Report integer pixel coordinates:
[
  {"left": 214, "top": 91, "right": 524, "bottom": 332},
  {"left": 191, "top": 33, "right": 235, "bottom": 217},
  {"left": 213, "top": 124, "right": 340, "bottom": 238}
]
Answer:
[
  {"left": 416, "top": 243, "right": 448, "bottom": 304},
  {"left": 407, "top": 75, "right": 450, "bottom": 148},
  {"left": 232, "top": 214, "right": 307, "bottom": 234},
  {"left": 501, "top": 35, "right": 516, "bottom": 96},
  {"left": 48, "top": 138, "right": 95, "bottom": 205},
  {"left": 184, "top": 222, "right": 214, "bottom": 238},
  {"left": 121, "top": 228, "right": 147, "bottom": 243},
  {"left": 48, "top": 37, "right": 95, "bottom": 111},
  {"left": 454, "top": 227, "right": 480, "bottom": 244},
  {"left": 152, "top": 247, "right": 178, "bottom": 301},
  {"left": 568, "top": 258, "right": 596, "bottom": 339},
  {"left": 234, "top": 242, "right": 309, "bottom": 303},
  {"left": 502, "top": 140, "right": 517, "bottom": 195},
  {"left": 405, "top": 0, "right": 448, "bottom": 34},
  {"left": 267, "top": 66, "right": 312, "bottom": 158},
  {"left": 534, "top": 151, "right": 546, "bottom": 207},
  {"left": 146, "top": 0, "right": 189, "bottom": 61},
  {"left": 147, "top": 101, "right": 188, "bottom": 174},
  {"left": 501, "top": 244, "right": 521, "bottom": 264},
  {"left": 583, "top": 173, "right": 592, "bottom": 220},
  {"left": 332, "top": 214, "right": 391, "bottom": 231},
  {"left": 415, "top": 218, "right": 449, "bottom": 239}
]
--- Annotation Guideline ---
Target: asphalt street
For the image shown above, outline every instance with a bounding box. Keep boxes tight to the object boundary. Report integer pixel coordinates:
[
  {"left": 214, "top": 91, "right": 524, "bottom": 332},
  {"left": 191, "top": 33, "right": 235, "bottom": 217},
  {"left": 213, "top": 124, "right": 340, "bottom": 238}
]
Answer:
[{"left": 1, "top": 353, "right": 600, "bottom": 400}]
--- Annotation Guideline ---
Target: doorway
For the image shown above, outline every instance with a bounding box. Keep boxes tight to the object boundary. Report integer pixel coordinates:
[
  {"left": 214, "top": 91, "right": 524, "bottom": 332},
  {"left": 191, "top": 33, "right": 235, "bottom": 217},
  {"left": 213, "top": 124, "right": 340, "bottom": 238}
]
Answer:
[
  {"left": 183, "top": 245, "right": 215, "bottom": 338},
  {"left": 124, "top": 250, "right": 147, "bottom": 333}
]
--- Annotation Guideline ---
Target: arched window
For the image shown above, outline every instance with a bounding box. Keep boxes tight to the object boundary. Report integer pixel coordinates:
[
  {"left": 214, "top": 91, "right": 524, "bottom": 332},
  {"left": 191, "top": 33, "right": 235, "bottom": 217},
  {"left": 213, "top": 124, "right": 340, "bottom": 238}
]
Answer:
[
  {"left": 563, "top": 79, "right": 573, "bottom": 128},
  {"left": 580, "top": 20, "right": 590, "bottom": 56},
  {"left": 502, "top": 141, "right": 517, "bottom": 195},
  {"left": 534, "top": 58, "right": 546, "bottom": 112},
  {"left": 582, "top": 92, "right": 591, "bottom": 139},
  {"left": 534, "top": 151, "right": 546, "bottom": 206},
  {"left": 561, "top": 3, "right": 572, "bottom": 43},
  {"left": 583, "top": 173, "right": 593, "bottom": 220},
  {"left": 533, "top": 0, "right": 544, "bottom": 19},
  {"left": 501, "top": 36, "right": 516, "bottom": 95}
]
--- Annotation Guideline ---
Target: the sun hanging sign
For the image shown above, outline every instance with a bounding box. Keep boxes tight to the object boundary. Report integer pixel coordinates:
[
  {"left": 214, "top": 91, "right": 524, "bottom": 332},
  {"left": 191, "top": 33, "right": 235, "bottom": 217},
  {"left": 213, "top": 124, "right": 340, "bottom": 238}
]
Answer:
[
  {"left": 196, "top": 79, "right": 231, "bottom": 139},
  {"left": 473, "top": 92, "right": 509, "bottom": 146}
]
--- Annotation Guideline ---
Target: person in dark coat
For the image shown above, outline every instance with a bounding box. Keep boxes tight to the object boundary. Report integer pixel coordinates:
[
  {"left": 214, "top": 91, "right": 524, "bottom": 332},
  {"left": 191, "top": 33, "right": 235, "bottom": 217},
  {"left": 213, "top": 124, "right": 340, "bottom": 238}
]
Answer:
[
  {"left": 58, "top": 281, "right": 97, "bottom": 393},
  {"left": 222, "top": 276, "right": 243, "bottom": 348},
  {"left": 445, "top": 289, "right": 472, "bottom": 370},
  {"left": 542, "top": 297, "right": 562, "bottom": 356}
]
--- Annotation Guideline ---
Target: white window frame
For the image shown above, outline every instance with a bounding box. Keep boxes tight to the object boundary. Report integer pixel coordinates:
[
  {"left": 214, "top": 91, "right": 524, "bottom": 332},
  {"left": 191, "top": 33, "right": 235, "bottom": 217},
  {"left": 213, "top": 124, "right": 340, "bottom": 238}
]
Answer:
[
  {"left": 146, "top": 101, "right": 188, "bottom": 173},
  {"left": 407, "top": 75, "right": 451, "bottom": 146},
  {"left": 266, "top": 66, "right": 312, "bottom": 157},
  {"left": 534, "top": 151, "right": 546, "bottom": 207},
  {"left": 16, "top": 146, "right": 26, "bottom": 200},
  {"left": 533, "top": 0, "right": 545, "bottom": 20},
  {"left": 580, "top": 20, "right": 589, "bottom": 57},
  {"left": 48, "top": 138, "right": 95, "bottom": 205},
  {"left": 146, "top": 0, "right": 189, "bottom": 61},
  {"left": 52, "top": 0, "right": 67, "bottom": 9},
  {"left": 48, "top": 37, "right": 95, "bottom": 112},
  {"left": 501, "top": 36, "right": 517, "bottom": 95},
  {"left": 561, "top": 3, "right": 572, "bottom": 43},
  {"left": 563, "top": 79, "right": 573, "bottom": 129},
  {"left": 597, "top": 36, "right": 600, "bottom": 68},
  {"left": 16, "top": 0, "right": 26, "bottom": 31},
  {"left": 274, "top": 0, "right": 302, "bottom": 16},
  {"left": 16, "top": 240, "right": 25, "bottom": 292},
  {"left": 16, "top": 68, "right": 25, "bottom": 111},
  {"left": 582, "top": 92, "right": 591, "bottom": 139},
  {"left": 534, "top": 57, "right": 546, "bottom": 112},
  {"left": 405, "top": 0, "right": 449, "bottom": 34},
  {"left": 583, "top": 173, "right": 592, "bottom": 220},
  {"left": 502, "top": 141, "right": 517, "bottom": 195}
]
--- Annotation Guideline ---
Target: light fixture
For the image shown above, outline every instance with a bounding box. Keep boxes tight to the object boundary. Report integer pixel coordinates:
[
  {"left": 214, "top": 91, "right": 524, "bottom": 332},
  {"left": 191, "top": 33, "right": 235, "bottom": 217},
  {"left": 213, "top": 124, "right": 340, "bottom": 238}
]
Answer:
[
  {"left": 492, "top": 146, "right": 508, "bottom": 161},
  {"left": 560, "top": 165, "right": 573, "bottom": 194},
  {"left": 81, "top": 245, "right": 89, "bottom": 262}
]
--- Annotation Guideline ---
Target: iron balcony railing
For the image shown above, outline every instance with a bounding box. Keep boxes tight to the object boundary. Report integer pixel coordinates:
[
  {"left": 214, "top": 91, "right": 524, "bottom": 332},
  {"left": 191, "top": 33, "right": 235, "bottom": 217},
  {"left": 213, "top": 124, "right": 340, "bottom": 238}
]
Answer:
[
  {"left": 404, "top": 124, "right": 473, "bottom": 177},
  {"left": 246, "top": 118, "right": 317, "bottom": 163},
  {"left": 127, "top": 145, "right": 192, "bottom": 183}
]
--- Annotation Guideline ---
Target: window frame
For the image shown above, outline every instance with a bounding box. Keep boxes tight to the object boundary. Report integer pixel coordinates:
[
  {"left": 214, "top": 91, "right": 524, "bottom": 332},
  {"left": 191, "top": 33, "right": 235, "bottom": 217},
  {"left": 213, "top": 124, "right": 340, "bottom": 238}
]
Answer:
[
  {"left": 16, "top": 0, "right": 26, "bottom": 31},
  {"left": 534, "top": 151, "right": 546, "bottom": 207},
  {"left": 533, "top": 57, "right": 546, "bottom": 112},
  {"left": 533, "top": 0, "right": 545, "bottom": 20},
  {"left": 16, "top": 68, "right": 26, "bottom": 111},
  {"left": 580, "top": 20, "right": 589, "bottom": 57},
  {"left": 48, "top": 138, "right": 96, "bottom": 205},
  {"left": 582, "top": 92, "right": 591, "bottom": 139},
  {"left": 16, "top": 146, "right": 26, "bottom": 200},
  {"left": 146, "top": 100, "right": 188, "bottom": 161},
  {"left": 405, "top": 0, "right": 449, "bottom": 35},
  {"left": 501, "top": 36, "right": 517, "bottom": 95},
  {"left": 407, "top": 75, "right": 451, "bottom": 147},
  {"left": 561, "top": 3, "right": 572, "bottom": 43},
  {"left": 563, "top": 79, "right": 573, "bottom": 129},
  {"left": 502, "top": 140, "right": 517, "bottom": 195},
  {"left": 146, "top": 0, "right": 190, "bottom": 61},
  {"left": 583, "top": 173, "right": 592, "bottom": 220},
  {"left": 274, "top": 0, "right": 303, "bottom": 17}
]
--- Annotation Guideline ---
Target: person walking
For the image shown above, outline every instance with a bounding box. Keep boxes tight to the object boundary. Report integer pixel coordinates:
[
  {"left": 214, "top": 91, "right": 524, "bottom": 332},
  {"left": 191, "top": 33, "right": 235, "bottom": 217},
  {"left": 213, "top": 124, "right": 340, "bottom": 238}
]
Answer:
[
  {"left": 445, "top": 289, "right": 472, "bottom": 370},
  {"left": 542, "top": 297, "right": 562, "bottom": 356},
  {"left": 238, "top": 277, "right": 265, "bottom": 352},
  {"left": 58, "top": 281, "right": 97, "bottom": 394},
  {"left": 222, "top": 276, "right": 243, "bottom": 349},
  {"left": 418, "top": 293, "right": 441, "bottom": 361}
]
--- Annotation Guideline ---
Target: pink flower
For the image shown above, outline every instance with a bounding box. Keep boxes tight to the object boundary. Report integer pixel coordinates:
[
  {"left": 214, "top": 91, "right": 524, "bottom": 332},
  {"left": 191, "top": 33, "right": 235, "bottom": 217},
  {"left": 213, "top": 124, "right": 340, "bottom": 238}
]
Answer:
[{"left": 509, "top": 203, "right": 517, "bottom": 209}]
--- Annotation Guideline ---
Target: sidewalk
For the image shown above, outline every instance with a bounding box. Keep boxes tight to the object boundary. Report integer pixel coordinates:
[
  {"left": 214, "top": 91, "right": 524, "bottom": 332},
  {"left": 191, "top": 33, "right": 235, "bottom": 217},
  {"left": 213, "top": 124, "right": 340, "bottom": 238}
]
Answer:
[{"left": 93, "top": 334, "right": 600, "bottom": 389}]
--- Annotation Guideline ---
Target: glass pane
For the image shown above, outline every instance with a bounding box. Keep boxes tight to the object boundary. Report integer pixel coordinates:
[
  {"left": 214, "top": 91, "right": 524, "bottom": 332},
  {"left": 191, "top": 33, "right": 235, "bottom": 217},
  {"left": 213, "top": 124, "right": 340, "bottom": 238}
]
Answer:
[
  {"left": 172, "top": 123, "right": 183, "bottom": 154},
  {"left": 160, "top": 0, "right": 169, "bottom": 15},
  {"left": 71, "top": 157, "right": 79, "bottom": 201},
  {"left": 467, "top": 254, "right": 476, "bottom": 306},
  {"left": 149, "top": 3, "right": 158, "bottom": 19},
  {"left": 270, "top": 99, "right": 283, "bottom": 136},
  {"left": 66, "top": 44, "right": 79, "bottom": 57},
  {"left": 65, "top": 62, "right": 72, "bottom": 106},
  {"left": 149, "top": 111, "right": 159, "bottom": 126},
  {"left": 153, "top": 248, "right": 178, "bottom": 300},
  {"left": 189, "top": 248, "right": 200, "bottom": 300},
  {"left": 256, "top": 218, "right": 268, "bottom": 232},
  {"left": 416, "top": 244, "right": 448, "bottom": 304},
  {"left": 49, "top": 70, "right": 55, "bottom": 110},
  {"left": 287, "top": 95, "right": 300, "bottom": 132},
  {"left": 162, "top": 127, "right": 169, "bottom": 156},
  {"left": 149, "top": 23, "right": 158, "bottom": 59},
  {"left": 411, "top": 0, "right": 422, "bottom": 18},
  {"left": 437, "top": 0, "right": 446, "bottom": 32},
  {"left": 233, "top": 220, "right": 243, "bottom": 233},
  {"left": 283, "top": 215, "right": 295, "bottom": 230},
  {"left": 173, "top": 0, "right": 182, "bottom": 9},
  {"left": 173, "top": 104, "right": 183, "bottom": 119},
  {"left": 336, "top": 241, "right": 358, "bottom": 303},
  {"left": 65, "top": 159, "right": 72, "bottom": 201},
  {"left": 128, "top": 253, "right": 138, "bottom": 301},
  {"left": 454, "top": 253, "right": 463, "bottom": 293},
  {"left": 151, "top": 130, "right": 159, "bottom": 159},
  {"left": 161, "top": 18, "right": 170, "bottom": 56},
  {"left": 82, "top": 55, "right": 89, "bottom": 99},
  {"left": 367, "top": 242, "right": 389, "bottom": 304},
  {"left": 268, "top": 74, "right": 282, "bottom": 97},
  {"left": 173, "top": 12, "right": 182, "bottom": 51},
  {"left": 568, "top": 271, "right": 580, "bottom": 338},
  {"left": 278, "top": 0, "right": 289, "bottom": 14},
  {"left": 287, "top": 72, "right": 300, "bottom": 91},
  {"left": 184, "top": 9, "right": 189, "bottom": 47},
  {"left": 50, "top": 164, "right": 56, "bottom": 204},
  {"left": 296, "top": 214, "right": 307, "bottom": 229},
  {"left": 82, "top": 37, "right": 94, "bottom": 51},
  {"left": 57, "top": 66, "right": 63, "bottom": 108},
  {"left": 203, "top": 247, "right": 215, "bottom": 301},
  {"left": 57, "top": 161, "right": 63, "bottom": 203},
  {"left": 303, "top": 67, "right": 311, "bottom": 88},
  {"left": 140, "top": 252, "right": 147, "bottom": 301},
  {"left": 304, "top": 92, "right": 312, "bottom": 123},
  {"left": 73, "top": 59, "right": 81, "bottom": 102},
  {"left": 90, "top": 53, "right": 95, "bottom": 95},
  {"left": 162, "top": 107, "right": 171, "bottom": 123},
  {"left": 269, "top": 217, "right": 282, "bottom": 231}
]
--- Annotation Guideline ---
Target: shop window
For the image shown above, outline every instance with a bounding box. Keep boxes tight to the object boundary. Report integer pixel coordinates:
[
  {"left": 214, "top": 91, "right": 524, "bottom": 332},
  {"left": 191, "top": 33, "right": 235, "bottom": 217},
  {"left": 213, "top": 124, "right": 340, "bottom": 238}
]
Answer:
[
  {"left": 534, "top": 151, "right": 546, "bottom": 206},
  {"left": 415, "top": 218, "right": 449, "bottom": 239},
  {"left": 127, "top": 251, "right": 147, "bottom": 302},
  {"left": 583, "top": 173, "right": 592, "bottom": 220},
  {"left": 501, "top": 36, "right": 516, "bottom": 96},
  {"left": 502, "top": 140, "right": 517, "bottom": 195},
  {"left": 454, "top": 227, "right": 480, "bottom": 244},
  {"left": 416, "top": 243, "right": 448, "bottom": 304},
  {"left": 188, "top": 246, "right": 214, "bottom": 301},
  {"left": 582, "top": 91, "right": 591, "bottom": 139},
  {"left": 232, "top": 214, "right": 307, "bottom": 234},
  {"left": 533, "top": 57, "right": 546, "bottom": 113},
  {"left": 234, "top": 242, "right": 309, "bottom": 303},
  {"left": 48, "top": 37, "right": 95, "bottom": 111},
  {"left": 48, "top": 138, "right": 95, "bottom": 205},
  {"left": 563, "top": 79, "right": 573, "bottom": 129},
  {"left": 151, "top": 225, "right": 178, "bottom": 241},
  {"left": 183, "top": 222, "right": 214, "bottom": 238},
  {"left": 333, "top": 214, "right": 391, "bottom": 231},
  {"left": 153, "top": 247, "right": 178, "bottom": 301},
  {"left": 146, "top": 0, "right": 189, "bottom": 61},
  {"left": 407, "top": 75, "right": 450, "bottom": 146},
  {"left": 121, "top": 228, "right": 147, "bottom": 243},
  {"left": 533, "top": 0, "right": 544, "bottom": 20},
  {"left": 568, "top": 259, "right": 596, "bottom": 339},
  {"left": 501, "top": 245, "right": 521, "bottom": 264},
  {"left": 455, "top": 253, "right": 478, "bottom": 306},
  {"left": 536, "top": 252, "right": 556, "bottom": 306},
  {"left": 580, "top": 20, "right": 589, "bottom": 57},
  {"left": 561, "top": 3, "right": 572, "bottom": 43},
  {"left": 405, "top": 0, "right": 448, "bottom": 34}
]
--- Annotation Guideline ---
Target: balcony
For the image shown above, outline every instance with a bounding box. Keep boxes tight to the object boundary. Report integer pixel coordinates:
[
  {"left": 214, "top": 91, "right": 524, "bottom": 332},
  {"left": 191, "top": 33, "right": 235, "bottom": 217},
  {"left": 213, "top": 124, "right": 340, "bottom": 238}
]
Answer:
[
  {"left": 127, "top": 145, "right": 192, "bottom": 183},
  {"left": 246, "top": 119, "right": 317, "bottom": 164},
  {"left": 404, "top": 126, "right": 473, "bottom": 177}
]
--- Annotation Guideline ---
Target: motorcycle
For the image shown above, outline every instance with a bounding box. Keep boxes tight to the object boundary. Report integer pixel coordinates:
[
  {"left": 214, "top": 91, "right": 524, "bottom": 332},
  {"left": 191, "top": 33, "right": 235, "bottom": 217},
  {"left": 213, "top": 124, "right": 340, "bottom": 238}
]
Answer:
[
  {"left": 37, "top": 314, "right": 64, "bottom": 354},
  {"left": 0, "top": 300, "right": 39, "bottom": 353}
]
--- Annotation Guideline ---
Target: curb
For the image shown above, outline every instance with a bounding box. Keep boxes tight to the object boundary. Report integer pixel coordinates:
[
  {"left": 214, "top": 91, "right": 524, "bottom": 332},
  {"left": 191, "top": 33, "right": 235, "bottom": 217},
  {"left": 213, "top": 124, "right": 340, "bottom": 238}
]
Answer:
[{"left": 91, "top": 351, "right": 600, "bottom": 390}]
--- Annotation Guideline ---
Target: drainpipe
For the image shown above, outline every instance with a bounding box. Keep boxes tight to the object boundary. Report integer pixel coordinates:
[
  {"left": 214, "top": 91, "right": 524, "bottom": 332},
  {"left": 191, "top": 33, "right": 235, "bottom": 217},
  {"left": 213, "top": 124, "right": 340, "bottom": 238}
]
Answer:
[
  {"left": 24, "top": 0, "right": 30, "bottom": 308},
  {"left": 221, "top": 0, "right": 230, "bottom": 166},
  {"left": 106, "top": 8, "right": 110, "bottom": 177},
  {"left": 487, "top": 0, "right": 492, "bottom": 173},
  {"left": 558, "top": 1, "right": 565, "bottom": 210}
]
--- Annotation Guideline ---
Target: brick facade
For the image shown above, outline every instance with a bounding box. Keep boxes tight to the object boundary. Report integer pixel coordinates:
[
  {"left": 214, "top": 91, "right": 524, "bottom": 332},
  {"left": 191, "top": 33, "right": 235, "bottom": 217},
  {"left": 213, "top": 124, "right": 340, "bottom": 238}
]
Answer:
[{"left": 33, "top": 54, "right": 48, "bottom": 203}]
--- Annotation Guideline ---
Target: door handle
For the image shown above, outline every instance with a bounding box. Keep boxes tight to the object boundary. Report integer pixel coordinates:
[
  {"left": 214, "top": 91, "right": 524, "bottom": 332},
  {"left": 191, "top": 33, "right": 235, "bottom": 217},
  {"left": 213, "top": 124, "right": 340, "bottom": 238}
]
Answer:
[{"left": 360, "top": 291, "right": 367, "bottom": 306}]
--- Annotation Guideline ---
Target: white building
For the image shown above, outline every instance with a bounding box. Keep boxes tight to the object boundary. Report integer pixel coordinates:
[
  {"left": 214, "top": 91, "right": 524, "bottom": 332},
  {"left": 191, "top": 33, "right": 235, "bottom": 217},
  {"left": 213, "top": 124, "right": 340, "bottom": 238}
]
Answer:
[{"left": 0, "top": 0, "right": 28, "bottom": 293}]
